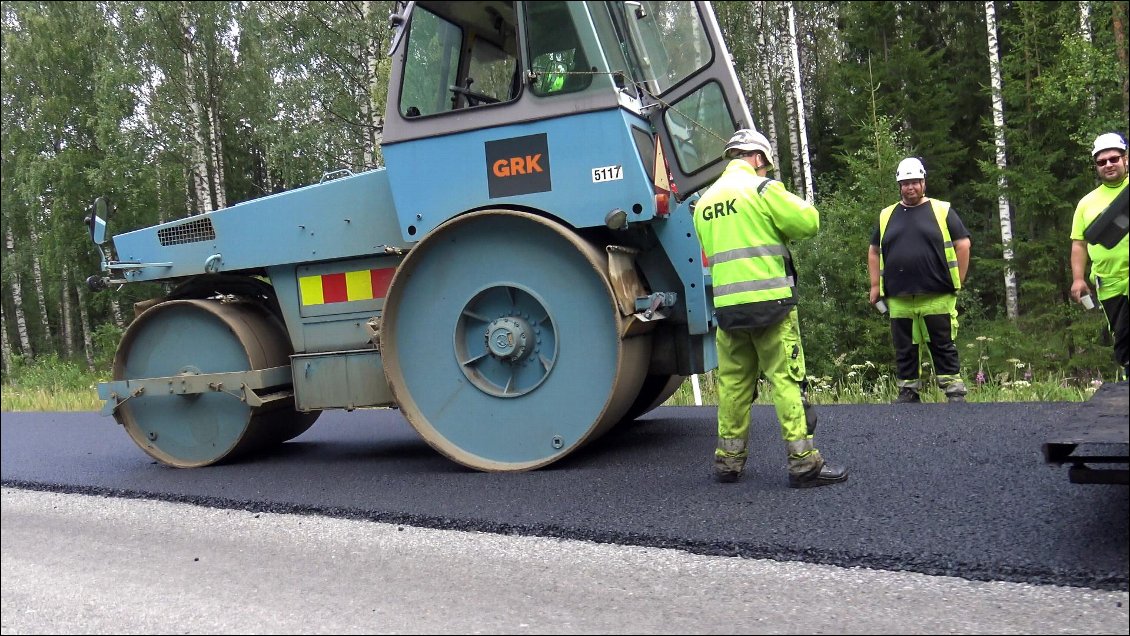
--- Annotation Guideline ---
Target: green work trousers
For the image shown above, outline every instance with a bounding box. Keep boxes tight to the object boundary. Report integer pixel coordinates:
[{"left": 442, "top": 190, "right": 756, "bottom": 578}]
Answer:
[{"left": 714, "top": 307, "right": 820, "bottom": 475}]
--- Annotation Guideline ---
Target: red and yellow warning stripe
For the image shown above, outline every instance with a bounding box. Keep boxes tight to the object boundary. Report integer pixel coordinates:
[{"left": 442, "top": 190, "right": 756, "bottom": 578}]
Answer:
[{"left": 299, "top": 268, "right": 395, "bottom": 306}]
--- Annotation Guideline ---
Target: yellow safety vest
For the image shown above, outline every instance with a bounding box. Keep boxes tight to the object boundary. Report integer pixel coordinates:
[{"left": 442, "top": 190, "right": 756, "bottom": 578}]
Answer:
[{"left": 877, "top": 199, "right": 961, "bottom": 296}]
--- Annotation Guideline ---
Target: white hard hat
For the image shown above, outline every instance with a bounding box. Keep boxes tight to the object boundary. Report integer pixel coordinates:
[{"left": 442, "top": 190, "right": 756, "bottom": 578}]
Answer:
[
  {"left": 896, "top": 157, "right": 926, "bottom": 182},
  {"left": 724, "top": 128, "right": 774, "bottom": 165},
  {"left": 1091, "top": 132, "right": 1127, "bottom": 158}
]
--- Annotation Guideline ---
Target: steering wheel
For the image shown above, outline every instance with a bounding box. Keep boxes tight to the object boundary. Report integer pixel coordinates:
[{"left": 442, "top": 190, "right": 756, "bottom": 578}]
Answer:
[{"left": 450, "top": 83, "right": 500, "bottom": 107}]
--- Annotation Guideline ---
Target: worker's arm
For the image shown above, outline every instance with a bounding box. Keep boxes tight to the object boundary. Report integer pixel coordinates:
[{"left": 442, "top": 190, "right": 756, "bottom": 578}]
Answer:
[
  {"left": 1070, "top": 240, "right": 1091, "bottom": 302},
  {"left": 868, "top": 245, "right": 881, "bottom": 304},
  {"left": 763, "top": 182, "right": 819, "bottom": 241},
  {"left": 953, "top": 237, "right": 971, "bottom": 285}
]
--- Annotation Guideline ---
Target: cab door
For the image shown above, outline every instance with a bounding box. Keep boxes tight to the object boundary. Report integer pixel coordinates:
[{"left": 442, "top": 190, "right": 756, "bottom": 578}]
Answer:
[{"left": 607, "top": 1, "right": 755, "bottom": 200}]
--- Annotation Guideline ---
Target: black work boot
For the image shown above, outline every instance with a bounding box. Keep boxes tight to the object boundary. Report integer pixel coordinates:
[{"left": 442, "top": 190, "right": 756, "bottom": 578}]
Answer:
[
  {"left": 714, "top": 466, "right": 741, "bottom": 483},
  {"left": 713, "top": 454, "right": 744, "bottom": 483},
  {"left": 789, "top": 462, "right": 849, "bottom": 489},
  {"left": 893, "top": 387, "right": 921, "bottom": 404}
]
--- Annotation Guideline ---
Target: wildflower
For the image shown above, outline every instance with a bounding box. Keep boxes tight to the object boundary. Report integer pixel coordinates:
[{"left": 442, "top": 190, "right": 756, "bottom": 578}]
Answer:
[
  {"left": 1023, "top": 369, "right": 1032, "bottom": 381},
  {"left": 975, "top": 370, "right": 986, "bottom": 386},
  {"left": 847, "top": 371, "right": 858, "bottom": 378},
  {"left": 976, "top": 336, "right": 987, "bottom": 342}
]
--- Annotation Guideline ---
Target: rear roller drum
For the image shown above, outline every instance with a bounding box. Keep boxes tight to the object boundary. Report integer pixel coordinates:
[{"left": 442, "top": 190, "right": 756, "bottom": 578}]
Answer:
[
  {"left": 623, "top": 374, "right": 688, "bottom": 421},
  {"left": 381, "top": 210, "right": 650, "bottom": 471},
  {"left": 113, "top": 299, "right": 317, "bottom": 467}
]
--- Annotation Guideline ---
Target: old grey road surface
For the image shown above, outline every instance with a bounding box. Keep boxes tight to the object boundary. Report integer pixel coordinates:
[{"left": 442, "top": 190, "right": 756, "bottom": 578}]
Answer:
[{"left": 2, "top": 391, "right": 1128, "bottom": 634}]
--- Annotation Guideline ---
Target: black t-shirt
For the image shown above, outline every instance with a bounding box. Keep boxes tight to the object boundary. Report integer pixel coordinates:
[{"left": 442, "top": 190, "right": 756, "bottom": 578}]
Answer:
[{"left": 870, "top": 200, "right": 970, "bottom": 297}]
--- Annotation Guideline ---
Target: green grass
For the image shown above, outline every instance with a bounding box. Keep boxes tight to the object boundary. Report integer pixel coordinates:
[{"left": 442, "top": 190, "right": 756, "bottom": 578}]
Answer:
[
  {"left": 663, "top": 368, "right": 1099, "bottom": 406},
  {"left": 0, "top": 355, "right": 1109, "bottom": 412},
  {"left": 1, "top": 355, "right": 107, "bottom": 412}
]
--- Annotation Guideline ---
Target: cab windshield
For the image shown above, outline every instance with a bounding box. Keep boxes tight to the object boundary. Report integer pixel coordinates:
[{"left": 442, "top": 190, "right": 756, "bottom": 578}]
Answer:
[
  {"left": 609, "top": 1, "right": 711, "bottom": 94},
  {"left": 606, "top": 1, "right": 733, "bottom": 176}
]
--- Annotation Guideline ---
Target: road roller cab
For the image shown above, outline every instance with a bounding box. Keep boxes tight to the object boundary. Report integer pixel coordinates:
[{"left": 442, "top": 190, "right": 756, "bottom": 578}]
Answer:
[{"left": 87, "top": 1, "right": 755, "bottom": 471}]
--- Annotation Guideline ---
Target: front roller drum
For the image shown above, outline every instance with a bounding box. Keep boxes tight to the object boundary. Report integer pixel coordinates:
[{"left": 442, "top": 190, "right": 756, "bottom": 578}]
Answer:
[
  {"left": 381, "top": 210, "right": 651, "bottom": 471},
  {"left": 112, "top": 299, "right": 316, "bottom": 467}
]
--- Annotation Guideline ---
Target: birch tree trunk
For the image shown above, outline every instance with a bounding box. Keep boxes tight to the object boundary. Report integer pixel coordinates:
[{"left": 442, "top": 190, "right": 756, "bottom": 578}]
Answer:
[
  {"left": 61, "top": 262, "right": 75, "bottom": 358},
  {"left": 28, "top": 223, "right": 53, "bottom": 349},
  {"left": 5, "top": 225, "right": 33, "bottom": 357},
  {"left": 1080, "top": 1, "right": 1096, "bottom": 117},
  {"left": 985, "top": 0, "right": 1019, "bottom": 320},
  {"left": 779, "top": 4, "right": 803, "bottom": 194},
  {"left": 755, "top": 4, "right": 781, "bottom": 169},
  {"left": 360, "top": 1, "right": 380, "bottom": 168},
  {"left": 75, "top": 275, "right": 95, "bottom": 370},
  {"left": 208, "top": 98, "right": 227, "bottom": 209},
  {"left": 110, "top": 298, "right": 125, "bottom": 329},
  {"left": 182, "top": 9, "right": 213, "bottom": 214},
  {"left": 183, "top": 164, "right": 195, "bottom": 217},
  {"left": 1, "top": 301, "right": 11, "bottom": 372},
  {"left": 787, "top": 2, "right": 815, "bottom": 202}
]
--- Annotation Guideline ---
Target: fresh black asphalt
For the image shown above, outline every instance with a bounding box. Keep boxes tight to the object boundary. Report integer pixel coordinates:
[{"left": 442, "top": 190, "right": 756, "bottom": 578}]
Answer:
[{"left": 3, "top": 390, "right": 1127, "bottom": 591}]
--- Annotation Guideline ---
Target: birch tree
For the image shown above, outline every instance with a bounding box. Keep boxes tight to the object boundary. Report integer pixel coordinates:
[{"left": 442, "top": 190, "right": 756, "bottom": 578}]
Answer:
[
  {"left": 360, "top": 0, "right": 383, "bottom": 166},
  {"left": 777, "top": 3, "right": 803, "bottom": 195},
  {"left": 27, "top": 221, "right": 52, "bottom": 349},
  {"left": 1, "top": 302, "right": 11, "bottom": 372},
  {"left": 75, "top": 274, "right": 96, "bottom": 370},
  {"left": 985, "top": 0, "right": 1019, "bottom": 320},
  {"left": 5, "top": 226, "right": 33, "bottom": 357},
  {"left": 756, "top": 4, "right": 781, "bottom": 170},
  {"left": 61, "top": 262, "right": 75, "bottom": 358},
  {"left": 787, "top": 2, "right": 814, "bottom": 202},
  {"left": 1079, "top": 1, "right": 1096, "bottom": 117},
  {"left": 181, "top": 8, "right": 216, "bottom": 213}
]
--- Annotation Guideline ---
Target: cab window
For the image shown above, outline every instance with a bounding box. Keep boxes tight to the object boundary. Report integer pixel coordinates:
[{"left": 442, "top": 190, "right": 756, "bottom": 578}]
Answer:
[
  {"left": 399, "top": 3, "right": 519, "bottom": 117},
  {"left": 664, "top": 81, "right": 734, "bottom": 175},
  {"left": 525, "top": 1, "right": 593, "bottom": 96}
]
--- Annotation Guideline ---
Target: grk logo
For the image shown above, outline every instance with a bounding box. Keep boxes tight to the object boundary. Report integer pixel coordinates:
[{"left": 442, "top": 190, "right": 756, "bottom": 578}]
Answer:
[{"left": 485, "top": 133, "right": 552, "bottom": 198}]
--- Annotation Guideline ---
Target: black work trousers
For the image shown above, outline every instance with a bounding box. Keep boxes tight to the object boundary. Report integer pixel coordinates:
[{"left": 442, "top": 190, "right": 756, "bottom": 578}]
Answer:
[
  {"left": 1100, "top": 293, "right": 1129, "bottom": 376},
  {"left": 891, "top": 314, "right": 961, "bottom": 382}
]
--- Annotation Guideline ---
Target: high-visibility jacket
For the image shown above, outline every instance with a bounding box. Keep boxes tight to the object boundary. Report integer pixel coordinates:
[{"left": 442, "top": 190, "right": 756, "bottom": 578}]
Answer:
[
  {"left": 1070, "top": 179, "right": 1128, "bottom": 301},
  {"left": 693, "top": 160, "right": 819, "bottom": 311},
  {"left": 877, "top": 199, "right": 961, "bottom": 297}
]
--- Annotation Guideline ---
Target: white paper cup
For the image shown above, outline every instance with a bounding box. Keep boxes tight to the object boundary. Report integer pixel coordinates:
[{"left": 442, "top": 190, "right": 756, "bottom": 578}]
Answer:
[
  {"left": 1081, "top": 295, "right": 1095, "bottom": 310},
  {"left": 875, "top": 299, "right": 888, "bottom": 314}
]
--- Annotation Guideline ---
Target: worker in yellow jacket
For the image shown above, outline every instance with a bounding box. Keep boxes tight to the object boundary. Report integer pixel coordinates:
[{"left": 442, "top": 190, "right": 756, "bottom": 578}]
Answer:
[
  {"left": 692, "top": 128, "right": 848, "bottom": 488},
  {"left": 1071, "top": 132, "right": 1129, "bottom": 380}
]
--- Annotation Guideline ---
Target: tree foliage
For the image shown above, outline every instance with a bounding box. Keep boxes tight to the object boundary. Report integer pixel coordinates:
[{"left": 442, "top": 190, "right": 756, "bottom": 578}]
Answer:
[{"left": 2, "top": 0, "right": 1127, "bottom": 381}]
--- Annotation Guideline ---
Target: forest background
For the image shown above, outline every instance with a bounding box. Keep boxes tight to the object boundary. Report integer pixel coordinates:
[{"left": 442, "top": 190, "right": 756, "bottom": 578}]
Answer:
[{"left": 2, "top": 1, "right": 1128, "bottom": 405}]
